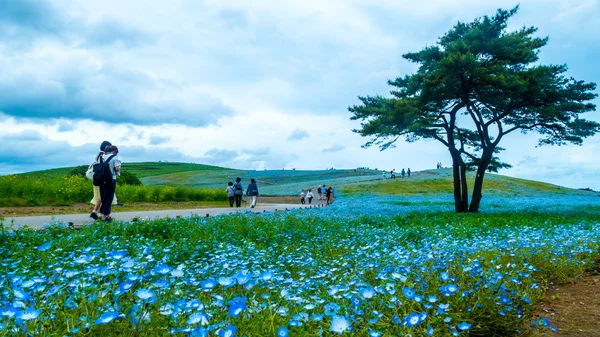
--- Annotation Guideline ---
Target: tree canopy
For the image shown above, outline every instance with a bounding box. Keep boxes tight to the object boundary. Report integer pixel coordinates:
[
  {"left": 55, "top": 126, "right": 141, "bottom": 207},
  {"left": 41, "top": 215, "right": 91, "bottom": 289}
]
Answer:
[{"left": 349, "top": 7, "right": 598, "bottom": 212}]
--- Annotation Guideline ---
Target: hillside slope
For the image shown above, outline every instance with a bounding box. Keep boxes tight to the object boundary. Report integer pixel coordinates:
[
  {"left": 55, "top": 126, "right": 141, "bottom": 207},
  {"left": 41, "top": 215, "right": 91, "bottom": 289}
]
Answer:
[{"left": 13, "top": 163, "right": 594, "bottom": 197}]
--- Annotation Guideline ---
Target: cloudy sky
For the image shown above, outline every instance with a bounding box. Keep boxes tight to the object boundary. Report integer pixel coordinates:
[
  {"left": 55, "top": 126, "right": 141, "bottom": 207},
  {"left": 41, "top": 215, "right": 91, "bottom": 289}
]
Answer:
[{"left": 1, "top": 0, "right": 599, "bottom": 190}]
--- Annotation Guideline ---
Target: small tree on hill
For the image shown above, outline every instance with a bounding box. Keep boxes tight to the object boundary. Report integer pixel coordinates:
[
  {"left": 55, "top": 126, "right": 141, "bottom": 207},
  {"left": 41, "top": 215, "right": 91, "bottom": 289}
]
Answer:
[{"left": 349, "top": 7, "right": 598, "bottom": 212}]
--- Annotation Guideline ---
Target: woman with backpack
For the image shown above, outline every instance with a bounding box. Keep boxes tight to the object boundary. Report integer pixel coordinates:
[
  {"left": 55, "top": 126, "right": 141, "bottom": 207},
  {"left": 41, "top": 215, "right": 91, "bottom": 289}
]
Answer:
[
  {"left": 246, "top": 178, "right": 259, "bottom": 208},
  {"left": 226, "top": 181, "right": 236, "bottom": 207},
  {"left": 99, "top": 145, "right": 121, "bottom": 222},
  {"left": 90, "top": 141, "right": 117, "bottom": 220},
  {"left": 233, "top": 177, "right": 243, "bottom": 208}
]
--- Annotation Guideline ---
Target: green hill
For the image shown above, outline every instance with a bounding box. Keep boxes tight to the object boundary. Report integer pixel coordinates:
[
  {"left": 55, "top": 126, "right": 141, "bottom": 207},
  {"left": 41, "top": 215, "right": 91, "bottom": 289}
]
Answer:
[{"left": 12, "top": 162, "right": 593, "bottom": 197}]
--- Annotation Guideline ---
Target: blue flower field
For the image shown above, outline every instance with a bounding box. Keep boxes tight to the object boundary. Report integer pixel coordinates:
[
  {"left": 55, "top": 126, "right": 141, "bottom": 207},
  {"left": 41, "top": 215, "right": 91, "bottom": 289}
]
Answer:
[{"left": 1, "top": 194, "right": 599, "bottom": 336}]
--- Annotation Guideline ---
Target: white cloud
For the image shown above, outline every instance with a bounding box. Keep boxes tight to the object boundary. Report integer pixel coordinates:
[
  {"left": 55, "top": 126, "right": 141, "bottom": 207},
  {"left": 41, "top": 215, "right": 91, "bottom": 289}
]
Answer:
[{"left": 0, "top": 0, "right": 598, "bottom": 190}]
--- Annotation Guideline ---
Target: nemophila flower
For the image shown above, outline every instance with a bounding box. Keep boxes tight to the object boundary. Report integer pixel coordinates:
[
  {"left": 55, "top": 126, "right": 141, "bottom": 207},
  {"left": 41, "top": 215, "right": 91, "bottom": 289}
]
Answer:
[
  {"left": 277, "top": 326, "right": 289, "bottom": 337},
  {"left": 392, "top": 314, "right": 401, "bottom": 325},
  {"left": 107, "top": 250, "right": 127, "bottom": 260},
  {"left": 228, "top": 301, "right": 247, "bottom": 317},
  {"left": 13, "top": 287, "right": 29, "bottom": 300},
  {"left": 440, "top": 272, "right": 450, "bottom": 282},
  {"left": 351, "top": 296, "right": 361, "bottom": 307},
  {"left": 368, "top": 329, "right": 382, "bottom": 337},
  {"left": 200, "top": 279, "right": 217, "bottom": 291},
  {"left": 458, "top": 322, "right": 472, "bottom": 331},
  {"left": 539, "top": 317, "right": 551, "bottom": 327},
  {"left": 170, "top": 269, "right": 184, "bottom": 278},
  {"left": 160, "top": 303, "right": 174, "bottom": 316},
  {"left": 427, "top": 295, "right": 438, "bottom": 303},
  {"left": 94, "top": 312, "right": 120, "bottom": 325},
  {"left": 360, "top": 288, "right": 375, "bottom": 299},
  {"left": 260, "top": 271, "right": 273, "bottom": 281},
  {"left": 330, "top": 315, "right": 350, "bottom": 334},
  {"left": 328, "top": 286, "right": 340, "bottom": 296},
  {"left": 218, "top": 276, "right": 234, "bottom": 287},
  {"left": 2, "top": 304, "right": 18, "bottom": 318},
  {"left": 551, "top": 326, "right": 558, "bottom": 332},
  {"left": 402, "top": 287, "right": 416, "bottom": 299},
  {"left": 289, "top": 320, "right": 302, "bottom": 327},
  {"left": 191, "top": 327, "right": 208, "bottom": 337},
  {"left": 304, "top": 304, "right": 316, "bottom": 310},
  {"left": 17, "top": 307, "right": 41, "bottom": 321},
  {"left": 426, "top": 326, "right": 435, "bottom": 336},
  {"left": 311, "top": 314, "right": 324, "bottom": 321},
  {"left": 37, "top": 242, "right": 52, "bottom": 252},
  {"left": 405, "top": 312, "right": 421, "bottom": 327},
  {"left": 135, "top": 288, "right": 156, "bottom": 303},
  {"left": 154, "top": 264, "right": 172, "bottom": 275},
  {"left": 187, "top": 312, "right": 209, "bottom": 325},
  {"left": 218, "top": 324, "right": 237, "bottom": 337}
]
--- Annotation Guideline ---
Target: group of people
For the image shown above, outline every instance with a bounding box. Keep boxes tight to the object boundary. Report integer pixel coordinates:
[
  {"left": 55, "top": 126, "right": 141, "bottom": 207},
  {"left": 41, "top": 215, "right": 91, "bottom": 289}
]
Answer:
[
  {"left": 314, "top": 185, "right": 334, "bottom": 205},
  {"left": 89, "top": 141, "right": 122, "bottom": 222},
  {"left": 226, "top": 177, "right": 259, "bottom": 208},
  {"left": 383, "top": 168, "right": 411, "bottom": 179},
  {"left": 436, "top": 162, "right": 444, "bottom": 169}
]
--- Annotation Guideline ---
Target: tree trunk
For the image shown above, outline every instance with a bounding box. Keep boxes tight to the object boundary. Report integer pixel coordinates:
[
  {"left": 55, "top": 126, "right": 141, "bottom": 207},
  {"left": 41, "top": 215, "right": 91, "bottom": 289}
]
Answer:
[
  {"left": 450, "top": 150, "right": 468, "bottom": 213},
  {"left": 469, "top": 151, "right": 493, "bottom": 212}
]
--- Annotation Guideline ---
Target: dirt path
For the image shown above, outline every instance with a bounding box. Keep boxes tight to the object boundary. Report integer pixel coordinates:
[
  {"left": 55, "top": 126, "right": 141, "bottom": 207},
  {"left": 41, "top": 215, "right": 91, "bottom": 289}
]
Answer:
[{"left": 531, "top": 275, "right": 600, "bottom": 336}]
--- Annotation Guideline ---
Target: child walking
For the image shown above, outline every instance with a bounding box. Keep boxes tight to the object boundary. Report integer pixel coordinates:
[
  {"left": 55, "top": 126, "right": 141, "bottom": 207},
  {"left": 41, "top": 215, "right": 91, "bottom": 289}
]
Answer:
[{"left": 226, "top": 182, "right": 235, "bottom": 207}]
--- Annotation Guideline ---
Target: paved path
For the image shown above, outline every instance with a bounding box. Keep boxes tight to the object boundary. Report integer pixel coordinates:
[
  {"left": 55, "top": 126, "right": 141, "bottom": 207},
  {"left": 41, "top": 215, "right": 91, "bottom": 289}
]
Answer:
[{"left": 3, "top": 203, "right": 322, "bottom": 230}]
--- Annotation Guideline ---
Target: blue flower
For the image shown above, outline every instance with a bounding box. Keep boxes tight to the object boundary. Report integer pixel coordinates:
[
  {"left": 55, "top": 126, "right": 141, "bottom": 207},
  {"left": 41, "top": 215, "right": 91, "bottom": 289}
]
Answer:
[
  {"left": 277, "top": 326, "right": 289, "bottom": 337},
  {"left": 427, "top": 295, "right": 438, "bottom": 303},
  {"left": 37, "top": 242, "right": 52, "bottom": 252},
  {"left": 330, "top": 315, "right": 351, "bottom": 334},
  {"left": 405, "top": 312, "right": 421, "bottom": 327},
  {"left": 18, "top": 308, "right": 41, "bottom": 321},
  {"left": 360, "top": 288, "right": 375, "bottom": 299},
  {"left": 368, "top": 329, "right": 382, "bottom": 337},
  {"left": 229, "top": 301, "right": 247, "bottom": 317},
  {"left": 457, "top": 322, "right": 472, "bottom": 330},
  {"left": 426, "top": 326, "right": 435, "bottom": 336},
  {"left": 540, "top": 317, "right": 551, "bottom": 327},
  {"left": 440, "top": 272, "right": 449, "bottom": 281},
  {"left": 154, "top": 263, "right": 172, "bottom": 275},
  {"left": 187, "top": 312, "right": 209, "bottom": 325},
  {"left": 135, "top": 288, "right": 156, "bottom": 303},
  {"left": 200, "top": 279, "right": 217, "bottom": 291},
  {"left": 402, "top": 287, "right": 416, "bottom": 299},
  {"left": 94, "top": 312, "right": 120, "bottom": 325},
  {"left": 218, "top": 324, "right": 237, "bottom": 337}
]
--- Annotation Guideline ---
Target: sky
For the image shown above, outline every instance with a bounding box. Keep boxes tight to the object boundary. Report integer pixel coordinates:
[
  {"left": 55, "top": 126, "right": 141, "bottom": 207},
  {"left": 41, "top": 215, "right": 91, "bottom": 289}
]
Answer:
[{"left": 0, "top": 0, "right": 599, "bottom": 190}]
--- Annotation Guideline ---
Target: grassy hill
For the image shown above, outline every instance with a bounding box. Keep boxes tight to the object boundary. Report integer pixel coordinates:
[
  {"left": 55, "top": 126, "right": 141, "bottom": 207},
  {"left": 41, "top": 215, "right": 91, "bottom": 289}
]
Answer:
[{"left": 11, "top": 162, "right": 595, "bottom": 197}]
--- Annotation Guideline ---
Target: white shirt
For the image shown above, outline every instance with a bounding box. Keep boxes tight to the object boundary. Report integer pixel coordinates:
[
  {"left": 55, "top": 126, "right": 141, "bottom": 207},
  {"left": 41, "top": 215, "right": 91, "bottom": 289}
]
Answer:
[{"left": 306, "top": 191, "right": 313, "bottom": 198}]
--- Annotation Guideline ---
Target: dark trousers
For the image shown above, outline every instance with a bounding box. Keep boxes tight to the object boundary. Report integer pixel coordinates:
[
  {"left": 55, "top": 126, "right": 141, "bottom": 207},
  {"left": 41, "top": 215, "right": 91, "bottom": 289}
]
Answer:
[
  {"left": 235, "top": 194, "right": 242, "bottom": 207},
  {"left": 301, "top": 197, "right": 305, "bottom": 204},
  {"left": 228, "top": 196, "right": 235, "bottom": 207},
  {"left": 308, "top": 197, "right": 313, "bottom": 204},
  {"left": 100, "top": 180, "right": 117, "bottom": 215}
]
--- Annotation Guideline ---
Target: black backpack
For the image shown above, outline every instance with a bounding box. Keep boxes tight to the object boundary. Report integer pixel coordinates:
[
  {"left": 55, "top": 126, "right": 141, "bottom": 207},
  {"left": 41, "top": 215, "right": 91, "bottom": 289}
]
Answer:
[{"left": 92, "top": 155, "right": 116, "bottom": 187}]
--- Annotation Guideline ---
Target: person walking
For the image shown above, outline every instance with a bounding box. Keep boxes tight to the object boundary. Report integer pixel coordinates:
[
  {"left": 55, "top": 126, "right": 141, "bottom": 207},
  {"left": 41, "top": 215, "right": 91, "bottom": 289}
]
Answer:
[
  {"left": 391, "top": 169, "right": 396, "bottom": 179},
  {"left": 99, "top": 145, "right": 121, "bottom": 222},
  {"left": 325, "top": 186, "right": 334, "bottom": 205},
  {"left": 407, "top": 168, "right": 411, "bottom": 177},
  {"left": 317, "top": 186, "right": 322, "bottom": 200},
  {"left": 306, "top": 189, "right": 314, "bottom": 204},
  {"left": 382, "top": 170, "right": 387, "bottom": 180},
  {"left": 246, "top": 178, "right": 259, "bottom": 208},
  {"left": 226, "top": 181, "right": 235, "bottom": 207},
  {"left": 401, "top": 168, "right": 406, "bottom": 178},
  {"left": 233, "top": 177, "right": 243, "bottom": 208},
  {"left": 89, "top": 141, "right": 117, "bottom": 220},
  {"left": 300, "top": 189, "right": 306, "bottom": 204}
]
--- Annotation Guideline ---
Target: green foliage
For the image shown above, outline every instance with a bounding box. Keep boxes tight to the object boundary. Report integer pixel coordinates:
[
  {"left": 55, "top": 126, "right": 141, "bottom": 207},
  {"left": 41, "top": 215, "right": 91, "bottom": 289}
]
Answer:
[{"left": 0, "top": 175, "right": 226, "bottom": 207}]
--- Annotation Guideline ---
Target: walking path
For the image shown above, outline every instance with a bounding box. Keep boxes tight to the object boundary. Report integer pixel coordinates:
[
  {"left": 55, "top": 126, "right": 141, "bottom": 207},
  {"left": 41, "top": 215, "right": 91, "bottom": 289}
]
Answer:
[{"left": 3, "top": 203, "right": 321, "bottom": 230}]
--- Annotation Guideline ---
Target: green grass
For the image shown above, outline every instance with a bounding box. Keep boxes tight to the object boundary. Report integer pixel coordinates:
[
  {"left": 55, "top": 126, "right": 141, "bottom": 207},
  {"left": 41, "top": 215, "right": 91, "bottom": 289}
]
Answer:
[{"left": 341, "top": 169, "right": 591, "bottom": 196}]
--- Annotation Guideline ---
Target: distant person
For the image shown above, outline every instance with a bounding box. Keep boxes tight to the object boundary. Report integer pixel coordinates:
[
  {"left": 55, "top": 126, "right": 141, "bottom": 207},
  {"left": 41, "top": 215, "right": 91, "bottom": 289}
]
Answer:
[
  {"left": 317, "top": 186, "right": 323, "bottom": 200},
  {"left": 326, "top": 186, "right": 334, "bottom": 205},
  {"left": 89, "top": 141, "right": 117, "bottom": 220},
  {"left": 382, "top": 170, "right": 387, "bottom": 180},
  {"left": 391, "top": 169, "right": 396, "bottom": 179},
  {"left": 306, "top": 189, "right": 314, "bottom": 204},
  {"left": 246, "top": 178, "right": 259, "bottom": 208},
  {"left": 401, "top": 168, "right": 406, "bottom": 178},
  {"left": 322, "top": 185, "right": 327, "bottom": 204},
  {"left": 300, "top": 189, "right": 306, "bottom": 204},
  {"left": 99, "top": 145, "right": 121, "bottom": 222},
  {"left": 407, "top": 168, "right": 411, "bottom": 177},
  {"left": 226, "top": 181, "right": 235, "bottom": 207},
  {"left": 233, "top": 177, "right": 243, "bottom": 208}
]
